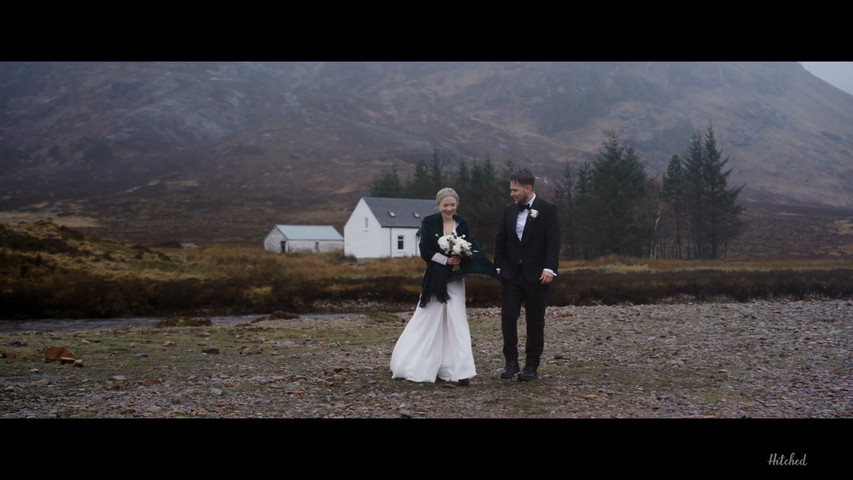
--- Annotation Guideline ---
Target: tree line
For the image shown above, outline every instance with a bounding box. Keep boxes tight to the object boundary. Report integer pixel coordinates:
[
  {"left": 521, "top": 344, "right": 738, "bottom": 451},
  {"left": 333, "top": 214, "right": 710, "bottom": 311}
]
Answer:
[{"left": 369, "top": 124, "right": 745, "bottom": 260}]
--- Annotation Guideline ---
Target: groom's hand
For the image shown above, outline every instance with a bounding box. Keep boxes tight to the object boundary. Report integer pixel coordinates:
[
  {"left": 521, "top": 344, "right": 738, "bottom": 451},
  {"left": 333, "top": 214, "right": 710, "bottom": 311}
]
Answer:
[{"left": 539, "top": 271, "right": 554, "bottom": 284}]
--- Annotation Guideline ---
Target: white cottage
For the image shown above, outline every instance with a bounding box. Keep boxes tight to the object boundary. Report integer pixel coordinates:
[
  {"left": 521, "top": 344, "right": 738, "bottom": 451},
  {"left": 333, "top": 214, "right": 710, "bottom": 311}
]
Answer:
[
  {"left": 264, "top": 225, "right": 344, "bottom": 254},
  {"left": 344, "top": 197, "right": 437, "bottom": 258}
]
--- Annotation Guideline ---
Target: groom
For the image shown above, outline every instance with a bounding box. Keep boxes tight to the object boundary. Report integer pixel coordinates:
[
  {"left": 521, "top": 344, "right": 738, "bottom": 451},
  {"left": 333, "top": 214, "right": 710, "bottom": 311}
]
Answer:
[{"left": 494, "top": 168, "right": 561, "bottom": 381}]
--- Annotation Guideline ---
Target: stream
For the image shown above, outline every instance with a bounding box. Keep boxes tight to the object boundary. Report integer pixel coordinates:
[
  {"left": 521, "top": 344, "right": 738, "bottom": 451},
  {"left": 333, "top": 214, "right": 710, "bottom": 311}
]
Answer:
[{"left": 0, "top": 313, "right": 357, "bottom": 334}]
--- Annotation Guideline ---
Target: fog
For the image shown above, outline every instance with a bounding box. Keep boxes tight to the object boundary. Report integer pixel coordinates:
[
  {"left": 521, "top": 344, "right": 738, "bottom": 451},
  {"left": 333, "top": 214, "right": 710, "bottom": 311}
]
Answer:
[{"left": 800, "top": 62, "right": 853, "bottom": 96}]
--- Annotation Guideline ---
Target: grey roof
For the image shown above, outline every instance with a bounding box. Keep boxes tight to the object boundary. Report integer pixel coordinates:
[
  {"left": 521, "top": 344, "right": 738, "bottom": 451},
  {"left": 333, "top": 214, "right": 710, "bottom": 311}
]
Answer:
[
  {"left": 273, "top": 225, "right": 343, "bottom": 241},
  {"left": 362, "top": 197, "right": 437, "bottom": 228}
]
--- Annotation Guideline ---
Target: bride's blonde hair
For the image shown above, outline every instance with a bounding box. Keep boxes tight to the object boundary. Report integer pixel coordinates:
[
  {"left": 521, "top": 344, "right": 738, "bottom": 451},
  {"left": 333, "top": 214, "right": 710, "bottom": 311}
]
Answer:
[{"left": 436, "top": 187, "right": 459, "bottom": 204}]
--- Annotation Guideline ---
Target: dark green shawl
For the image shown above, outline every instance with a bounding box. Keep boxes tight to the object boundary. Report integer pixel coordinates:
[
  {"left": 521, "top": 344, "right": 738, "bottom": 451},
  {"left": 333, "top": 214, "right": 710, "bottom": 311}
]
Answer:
[{"left": 418, "top": 213, "right": 498, "bottom": 307}]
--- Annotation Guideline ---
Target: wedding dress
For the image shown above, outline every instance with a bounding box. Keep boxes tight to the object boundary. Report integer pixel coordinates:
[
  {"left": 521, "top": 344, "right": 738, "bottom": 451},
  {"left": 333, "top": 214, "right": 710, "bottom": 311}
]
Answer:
[{"left": 390, "top": 277, "right": 476, "bottom": 383}]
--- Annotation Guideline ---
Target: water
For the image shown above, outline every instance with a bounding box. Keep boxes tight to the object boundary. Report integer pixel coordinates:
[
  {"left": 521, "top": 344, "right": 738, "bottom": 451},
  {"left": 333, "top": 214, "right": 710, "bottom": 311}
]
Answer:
[{"left": 0, "top": 313, "right": 354, "bottom": 334}]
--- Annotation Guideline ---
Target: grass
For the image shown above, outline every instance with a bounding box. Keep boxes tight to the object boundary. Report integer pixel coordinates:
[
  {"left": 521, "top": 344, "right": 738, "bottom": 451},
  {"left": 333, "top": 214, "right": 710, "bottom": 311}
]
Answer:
[{"left": 1, "top": 220, "right": 852, "bottom": 320}]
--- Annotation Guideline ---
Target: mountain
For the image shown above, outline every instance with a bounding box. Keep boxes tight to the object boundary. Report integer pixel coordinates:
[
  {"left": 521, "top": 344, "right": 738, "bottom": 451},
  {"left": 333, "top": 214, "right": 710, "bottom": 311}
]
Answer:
[{"left": 0, "top": 61, "right": 851, "bottom": 256}]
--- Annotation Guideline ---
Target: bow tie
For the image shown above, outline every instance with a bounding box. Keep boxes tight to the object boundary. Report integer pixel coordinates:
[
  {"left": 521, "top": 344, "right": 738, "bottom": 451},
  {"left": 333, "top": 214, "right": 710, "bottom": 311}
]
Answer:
[{"left": 518, "top": 203, "right": 530, "bottom": 212}]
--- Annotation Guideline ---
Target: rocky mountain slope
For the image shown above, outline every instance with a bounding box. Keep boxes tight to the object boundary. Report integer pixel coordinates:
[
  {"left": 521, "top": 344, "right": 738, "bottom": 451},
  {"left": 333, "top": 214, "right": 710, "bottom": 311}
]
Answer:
[{"left": 0, "top": 62, "right": 851, "bottom": 253}]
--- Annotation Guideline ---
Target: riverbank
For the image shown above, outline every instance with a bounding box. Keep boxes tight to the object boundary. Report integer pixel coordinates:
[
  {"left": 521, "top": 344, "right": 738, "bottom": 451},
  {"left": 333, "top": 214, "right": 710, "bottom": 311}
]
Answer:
[
  {"left": 2, "top": 298, "right": 850, "bottom": 420},
  {"left": 0, "top": 312, "right": 366, "bottom": 334}
]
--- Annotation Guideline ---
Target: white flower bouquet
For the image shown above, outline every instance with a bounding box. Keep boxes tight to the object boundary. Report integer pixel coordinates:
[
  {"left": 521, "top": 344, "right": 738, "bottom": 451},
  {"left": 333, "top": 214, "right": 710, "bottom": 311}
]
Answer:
[{"left": 437, "top": 233, "right": 474, "bottom": 271}]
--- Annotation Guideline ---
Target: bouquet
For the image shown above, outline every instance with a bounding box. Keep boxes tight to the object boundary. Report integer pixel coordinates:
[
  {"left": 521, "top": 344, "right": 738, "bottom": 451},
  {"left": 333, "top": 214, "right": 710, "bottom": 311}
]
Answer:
[{"left": 437, "top": 233, "right": 474, "bottom": 271}]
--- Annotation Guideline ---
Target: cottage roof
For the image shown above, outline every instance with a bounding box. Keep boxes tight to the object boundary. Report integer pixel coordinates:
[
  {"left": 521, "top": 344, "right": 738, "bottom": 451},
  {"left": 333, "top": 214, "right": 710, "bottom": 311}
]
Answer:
[
  {"left": 362, "top": 197, "right": 437, "bottom": 228},
  {"left": 273, "top": 225, "right": 343, "bottom": 241}
]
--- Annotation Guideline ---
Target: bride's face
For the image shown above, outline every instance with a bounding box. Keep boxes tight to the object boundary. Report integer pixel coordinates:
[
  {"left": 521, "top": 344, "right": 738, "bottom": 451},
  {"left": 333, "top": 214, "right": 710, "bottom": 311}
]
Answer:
[{"left": 438, "top": 196, "right": 457, "bottom": 218}]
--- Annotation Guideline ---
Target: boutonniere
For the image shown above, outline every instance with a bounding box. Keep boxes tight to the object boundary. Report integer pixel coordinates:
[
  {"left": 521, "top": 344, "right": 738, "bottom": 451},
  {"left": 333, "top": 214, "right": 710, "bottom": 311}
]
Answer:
[{"left": 529, "top": 209, "right": 539, "bottom": 219}]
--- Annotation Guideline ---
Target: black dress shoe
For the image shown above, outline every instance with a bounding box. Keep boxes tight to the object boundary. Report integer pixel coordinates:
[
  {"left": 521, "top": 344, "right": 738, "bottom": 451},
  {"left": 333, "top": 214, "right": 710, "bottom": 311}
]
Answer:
[
  {"left": 500, "top": 362, "right": 520, "bottom": 379},
  {"left": 456, "top": 378, "right": 469, "bottom": 386},
  {"left": 517, "top": 366, "right": 538, "bottom": 381}
]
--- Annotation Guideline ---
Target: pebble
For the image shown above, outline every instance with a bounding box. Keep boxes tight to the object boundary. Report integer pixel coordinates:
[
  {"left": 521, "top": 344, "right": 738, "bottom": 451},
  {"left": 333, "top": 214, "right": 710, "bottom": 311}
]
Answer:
[{"left": 0, "top": 299, "right": 850, "bottom": 419}]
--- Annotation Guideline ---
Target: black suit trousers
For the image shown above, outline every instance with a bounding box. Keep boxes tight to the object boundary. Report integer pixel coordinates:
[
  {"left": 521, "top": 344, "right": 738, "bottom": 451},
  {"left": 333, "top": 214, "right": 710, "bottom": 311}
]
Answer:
[{"left": 501, "top": 263, "right": 549, "bottom": 368}]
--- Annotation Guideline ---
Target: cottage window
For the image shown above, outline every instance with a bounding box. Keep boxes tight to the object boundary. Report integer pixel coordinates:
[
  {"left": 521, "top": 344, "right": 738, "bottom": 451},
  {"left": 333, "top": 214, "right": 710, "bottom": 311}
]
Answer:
[
  {"left": 364, "top": 217, "right": 368, "bottom": 229},
  {"left": 397, "top": 235, "right": 405, "bottom": 250}
]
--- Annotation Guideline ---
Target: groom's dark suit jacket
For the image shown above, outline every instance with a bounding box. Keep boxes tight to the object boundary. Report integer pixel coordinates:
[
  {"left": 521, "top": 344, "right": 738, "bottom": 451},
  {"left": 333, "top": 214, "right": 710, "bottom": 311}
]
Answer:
[{"left": 494, "top": 196, "right": 561, "bottom": 283}]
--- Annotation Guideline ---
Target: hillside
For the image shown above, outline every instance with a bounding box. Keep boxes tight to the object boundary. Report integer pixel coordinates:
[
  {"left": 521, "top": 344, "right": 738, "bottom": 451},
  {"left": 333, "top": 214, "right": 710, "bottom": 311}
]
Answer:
[{"left": 0, "top": 62, "right": 851, "bottom": 255}]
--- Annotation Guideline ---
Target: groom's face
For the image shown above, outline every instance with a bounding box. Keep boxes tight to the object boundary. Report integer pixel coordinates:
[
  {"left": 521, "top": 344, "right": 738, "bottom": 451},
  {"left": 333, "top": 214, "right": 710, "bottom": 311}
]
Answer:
[{"left": 509, "top": 181, "right": 533, "bottom": 205}]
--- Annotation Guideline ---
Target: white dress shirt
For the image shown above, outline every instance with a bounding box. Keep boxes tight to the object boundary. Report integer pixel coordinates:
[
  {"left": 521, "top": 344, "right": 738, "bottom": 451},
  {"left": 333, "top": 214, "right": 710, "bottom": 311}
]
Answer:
[{"left": 516, "top": 194, "right": 536, "bottom": 240}]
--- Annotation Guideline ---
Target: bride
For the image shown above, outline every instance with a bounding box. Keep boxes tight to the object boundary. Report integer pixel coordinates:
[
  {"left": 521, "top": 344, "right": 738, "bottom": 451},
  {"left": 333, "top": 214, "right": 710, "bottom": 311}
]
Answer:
[{"left": 390, "top": 187, "right": 497, "bottom": 386}]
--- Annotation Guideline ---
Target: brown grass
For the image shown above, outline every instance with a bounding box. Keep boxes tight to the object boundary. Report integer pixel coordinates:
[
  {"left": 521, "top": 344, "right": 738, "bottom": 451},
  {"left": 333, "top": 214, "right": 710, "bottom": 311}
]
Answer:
[
  {"left": 564, "top": 254, "right": 853, "bottom": 273},
  {"left": 1, "top": 220, "right": 852, "bottom": 319},
  {"left": 177, "top": 244, "right": 424, "bottom": 282}
]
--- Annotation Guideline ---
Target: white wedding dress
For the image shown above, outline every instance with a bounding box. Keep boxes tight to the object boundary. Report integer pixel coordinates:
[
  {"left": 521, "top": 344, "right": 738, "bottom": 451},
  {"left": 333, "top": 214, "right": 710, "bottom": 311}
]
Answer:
[{"left": 390, "top": 277, "right": 477, "bottom": 383}]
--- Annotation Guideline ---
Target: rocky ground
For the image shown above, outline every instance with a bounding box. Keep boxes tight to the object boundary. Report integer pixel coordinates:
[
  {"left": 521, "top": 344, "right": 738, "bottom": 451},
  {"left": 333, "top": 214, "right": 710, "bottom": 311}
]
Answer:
[
  {"left": 2, "top": 299, "right": 850, "bottom": 420},
  {"left": 3, "top": 298, "right": 849, "bottom": 473}
]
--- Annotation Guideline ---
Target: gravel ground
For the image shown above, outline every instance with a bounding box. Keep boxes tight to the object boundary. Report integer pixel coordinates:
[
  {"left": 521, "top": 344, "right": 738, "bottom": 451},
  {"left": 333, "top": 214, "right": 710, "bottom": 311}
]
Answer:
[{"left": 1, "top": 299, "right": 851, "bottom": 420}]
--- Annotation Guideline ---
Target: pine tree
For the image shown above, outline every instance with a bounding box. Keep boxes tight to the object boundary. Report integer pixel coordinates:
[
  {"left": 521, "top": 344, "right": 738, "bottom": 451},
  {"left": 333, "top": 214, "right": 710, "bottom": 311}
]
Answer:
[
  {"left": 428, "top": 149, "right": 444, "bottom": 190},
  {"left": 368, "top": 166, "right": 404, "bottom": 197},
  {"left": 464, "top": 156, "right": 504, "bottom": 251},
  {"left": 362, "top": 128, "right": 746, "bottom": 260},
  {"left": 587, "top": 132, "right": 652, "bottom": 256},
  {"left": 455, "top": 158, "right": 471, "bottom": 200},
  {"left": 681, "top": 131, "right": 707, "bottom": 258},
  {"left": 571, "top": 161, "right": 596, "bottom": 258},
  {"left": 678, "top": 123, "right": 746, "bottom": 259},
  {"left": 554, "top": 161, "right": 575, "bottom": 257},
  {"left": 700, "top": 124, "right": 745, "bottom": 258},
  {"left": 404, "top": 158, "right": 435, "bottom": 199},
  {"left": 661, "top": 154, "right": 686, "bottom": 259}
]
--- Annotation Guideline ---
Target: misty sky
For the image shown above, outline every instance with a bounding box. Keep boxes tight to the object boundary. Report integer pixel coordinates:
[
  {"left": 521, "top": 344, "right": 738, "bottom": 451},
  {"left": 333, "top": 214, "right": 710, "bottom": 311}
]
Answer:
[{"left": 800, "top": 62, "right": 853, "bottom": 96}]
